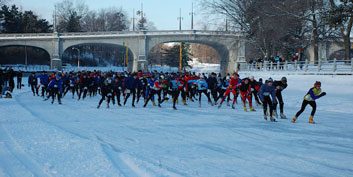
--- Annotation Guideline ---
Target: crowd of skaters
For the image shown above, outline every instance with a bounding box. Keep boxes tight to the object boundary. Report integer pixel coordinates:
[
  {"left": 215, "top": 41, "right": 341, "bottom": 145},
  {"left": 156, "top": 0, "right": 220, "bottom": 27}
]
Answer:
[{"left": 1, "top": 68, "right": 325, "bottom": 123}]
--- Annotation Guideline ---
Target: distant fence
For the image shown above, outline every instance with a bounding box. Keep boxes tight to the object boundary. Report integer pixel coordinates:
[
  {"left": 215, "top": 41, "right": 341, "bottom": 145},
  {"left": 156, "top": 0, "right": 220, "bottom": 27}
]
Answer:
[
  {"left": 241, "top": 59, "right": 353, "bottom": 74},
  {"left": 0, "top": 65, "right": 51, "bottom": 72},
  {"left": 2, "top": 59, "right": 352, "bottom": 75}
]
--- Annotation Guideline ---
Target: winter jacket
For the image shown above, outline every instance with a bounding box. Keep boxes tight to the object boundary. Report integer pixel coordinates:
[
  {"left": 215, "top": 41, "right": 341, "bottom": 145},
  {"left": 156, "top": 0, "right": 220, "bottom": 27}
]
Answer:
[
  {"left": 28, "top": 75, "right": 37, "bottom": 85},
  {"left": 239, "top": 82, "right": 251, "bottom": 94},
  {"left": 197, "top": 80, "right": 208, "bottom": 90},
  {"left": 304, "top": 87, "right": 325, "bottom": 101},
  {"left": 170, "top": 79, "right": 181, "bottom": 90},
  {"left": 48, "top": 79, "right": 63, "bottom": 93},
  {"left": 273, "top": 80, "right": 287, "bottom": 92},
  {"left": 259, "top": 84, "right": 276, "bottom": 101},
  {"left": 39, "top": 74, "right": 49, "bottom": 86},
  {"left": 207, "top": 77, "right": 218, "bottom": 90},
  {"left": 124, "top": 76, "right": 138, "bottom": 90}
]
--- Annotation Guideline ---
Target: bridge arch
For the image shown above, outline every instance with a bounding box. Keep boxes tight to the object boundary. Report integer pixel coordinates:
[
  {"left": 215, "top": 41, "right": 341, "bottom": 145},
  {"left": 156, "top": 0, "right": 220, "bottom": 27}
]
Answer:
[
  {"left": 62, "top": 43, "right": 134, "bottom": 70},
  {"left": 0, "top": 44, "right": 50, "bottom": 65},
  {"left": 147, "top": 40, "right": 230, "bottom": 73},
  {"left": 146, "top": 34, "right": 243, "bottom": 74}
]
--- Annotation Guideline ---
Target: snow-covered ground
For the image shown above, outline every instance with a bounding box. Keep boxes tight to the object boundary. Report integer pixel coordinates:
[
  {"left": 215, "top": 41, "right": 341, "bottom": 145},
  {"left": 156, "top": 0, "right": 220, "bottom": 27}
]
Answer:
[{"left": 1, "top": 74, "right": 353, "bottom": 177}]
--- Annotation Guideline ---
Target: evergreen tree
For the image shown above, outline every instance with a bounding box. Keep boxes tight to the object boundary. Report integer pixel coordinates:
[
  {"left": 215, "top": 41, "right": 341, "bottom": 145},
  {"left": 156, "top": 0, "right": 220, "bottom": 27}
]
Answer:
[
  {"left": 0, "top": 5, "right": 52, "bottom": 33},
  {"left": 162, "top": 43, "right": 192, "bottom": 70},
  {"left": 66, "top": 11, "right": 81, "bottom": 32},
  {"left": 327, "top": 0, "right": 353, "bottom": 61}
]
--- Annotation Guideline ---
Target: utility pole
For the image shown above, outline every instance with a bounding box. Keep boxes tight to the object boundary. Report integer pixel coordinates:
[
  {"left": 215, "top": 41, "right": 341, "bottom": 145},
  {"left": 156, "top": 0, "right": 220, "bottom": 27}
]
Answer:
[
  {"left": 225, "top": 18, "right": 228, "bottom": 32},
  {"left": 178, "top": 8, "right": 183, "bottom": 31},
  {"left": 179, "top": 42, "right": 183, "bottom": 72},
  {"left": 24, "top": 41, "right": 28, "bottom": 66},
  {"left": 136, "top": 3, "right": 145, "bottom": 30},
  {"left": 72, "top": 47, "right": 80, "bottom": 69},
  {"left": 190, "top": 3, "right": 195, "bottom": 30},
  {"left": 53, "top": 5, "right": 57, "bottom": 32},
  {"left": 132, "top": 9, "right": 136, "bottom": 31}
]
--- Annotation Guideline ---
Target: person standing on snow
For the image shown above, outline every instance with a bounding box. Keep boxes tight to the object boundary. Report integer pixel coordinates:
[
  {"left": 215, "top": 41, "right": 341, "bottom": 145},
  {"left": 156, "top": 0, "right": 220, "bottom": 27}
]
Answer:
[
  {"left": 169, "top": 74, "right": 181, "bottom": 110},
  {"left": 196, "top": 76, "right": 213, "bottom": 107},
  {"left": 292, "top": 81, "right": 326, "bottom": 124},
  {"left": 239, "top": 78, "right": 255, "bottom": 112},
  {"left": 207, "top": 72, "right": 219, "bottom": 104},
  {"left": 16, "top": 70, "right": 23, "bottom": 89},
  {"left": 273, "top": 77, "right": 288, "bottom": 119},
  {"left": 218, "top": 73, "right": 241, "bottom": 109},
  {"left": 97, "top": 75, "right": 114, "bottom": 109},
  {"left": 123, "top": 73, "right": 138, "bottom": 107},
  {"left": 38, "top": 71, "right": 49, "bottom": 98},
  {"left": 47, "top": 72, "right": 63, "bottom": 104},
  {"left": 259, "top": 78, "right": 277, "bottom": 122},
  {"left": 249, "top": 76, "right": 262, "bottom": 106},
  {"left": 28, "top": 72, "right": 39, "bottom": 96}
]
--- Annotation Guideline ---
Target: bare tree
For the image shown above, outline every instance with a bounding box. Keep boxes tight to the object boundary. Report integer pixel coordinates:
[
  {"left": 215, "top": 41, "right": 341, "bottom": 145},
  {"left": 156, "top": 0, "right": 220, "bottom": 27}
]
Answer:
[
  {"left": 201, "top": 0, "right": 338, "bottom": 61},
  {"left": 55, "top": 0, "right": 88, "bottom": 32},
  {"left": 81, "top": 7, "right": 129, "bottom": 32},
  {"left": 0, "top": 0, "right": 11, "bottom": 6}
]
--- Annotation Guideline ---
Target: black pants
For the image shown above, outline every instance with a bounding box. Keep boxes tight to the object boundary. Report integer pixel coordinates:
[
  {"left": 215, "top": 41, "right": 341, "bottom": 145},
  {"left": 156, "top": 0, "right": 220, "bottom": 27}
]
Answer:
[
  {"left": 78, "top": 87, "right": 88, "bottom": 100},
  {"left": 98, "top": 93, "right": 113, "bottom": 107},
  {"left": 144, "top": 89, "right": 162, "bottom": 107},
  {"left": 210, "top": 88, "right": 218, "bottom": 102},
  {"left": 275, "top": 91, "right": 284, "bottom": 113},
  {"left": 9, "top": 79, "right": 15, "bottom": 92},
  {"left": 262, "top": 96, "right": 274, "bottom": 117},
  {"left": 31, "top": 84, "right": 38, "bottom": 96},
  {"left": 114, "top": 89, "right": 122, "bottom": 104},
  {"left": 124, "top": 89, "right": 136, "bottom": 106},
  {"left": 17, "top": 78, "right": 22, "bottom": 89},
  {"left": 181, "top": 89, "right": 187, "bottom": 103},
  {"left": 50, "top": 88, "right": 62, "bottom": 104},
  {"left": 198, "top": 90, "right": 212, "bottom": 103},
  {"left": 136, "top": 87, "right": 146, "bottom": 103},
  {"left": 295, "top": 100, "right": 316, "bottom": 117},
  {"left": 252, "top": 90, "right": 261, "bottom": 104},
  {"left": 171, "top": 90, "right": 180, "bottom": 107},
  {"left": 41, "top": 85, "right": 48, "bottom": 97},
  {"left": 64, "top": 85, "right": 75, "bottom": 98}
]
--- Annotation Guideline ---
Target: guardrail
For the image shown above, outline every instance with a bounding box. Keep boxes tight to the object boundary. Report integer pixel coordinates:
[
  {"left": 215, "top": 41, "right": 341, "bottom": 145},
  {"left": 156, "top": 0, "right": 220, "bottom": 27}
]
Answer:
[
  {"left": 0, "top": 30, "right": 243, "bottom": 39},
  {"left": 241, "top": 59, "right": 353, "bottom": 74}
]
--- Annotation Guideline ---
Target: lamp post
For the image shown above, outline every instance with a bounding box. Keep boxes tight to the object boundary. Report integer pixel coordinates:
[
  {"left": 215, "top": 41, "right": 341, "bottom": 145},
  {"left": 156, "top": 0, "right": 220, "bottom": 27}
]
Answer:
[
  {"left": 72, "top": 47, "right": 80, "bottom": 69},
  {"left": 178, "top": 8, "right": 183, "bottom": 31},
  {"left": 24, "top": 40, "right": 28, "bottom": 66}
]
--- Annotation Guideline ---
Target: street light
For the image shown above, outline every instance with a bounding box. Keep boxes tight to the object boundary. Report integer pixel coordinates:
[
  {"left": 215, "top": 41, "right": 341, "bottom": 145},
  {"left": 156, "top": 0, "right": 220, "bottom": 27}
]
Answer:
[
  {"left": 24, "top": 40, "right": 28, "bottom": 66},
  {"left": 72, "top": 47, "right": 80, "bottom": 69}
]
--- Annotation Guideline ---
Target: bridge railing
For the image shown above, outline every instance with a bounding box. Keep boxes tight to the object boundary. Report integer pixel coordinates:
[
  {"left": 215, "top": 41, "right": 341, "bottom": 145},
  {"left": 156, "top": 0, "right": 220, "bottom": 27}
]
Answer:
[
  {"left": 241, "top": 59, "right": 353, "bottom": 74},
  {"left": 0, "top": 30, "right": 243, "bottom": 38}
]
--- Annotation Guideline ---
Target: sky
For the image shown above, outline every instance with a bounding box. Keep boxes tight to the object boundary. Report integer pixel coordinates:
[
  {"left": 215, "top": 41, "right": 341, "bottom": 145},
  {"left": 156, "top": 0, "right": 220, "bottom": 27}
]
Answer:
[{"left": 10, "top": 0, "right": 216, "bottom": 30}]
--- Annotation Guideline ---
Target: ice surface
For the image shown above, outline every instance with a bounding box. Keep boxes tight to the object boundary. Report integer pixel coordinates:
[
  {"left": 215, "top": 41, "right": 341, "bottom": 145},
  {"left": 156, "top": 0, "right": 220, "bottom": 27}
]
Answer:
[{"left": 0, "top": 73, "right": 353, "bottom": 177}]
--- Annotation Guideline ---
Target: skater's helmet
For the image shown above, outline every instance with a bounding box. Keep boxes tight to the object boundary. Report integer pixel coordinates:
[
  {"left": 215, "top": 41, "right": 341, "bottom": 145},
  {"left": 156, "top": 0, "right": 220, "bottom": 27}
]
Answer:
[
  {"left": 281, "top": 77, "right": 287, "bottom": 82},
  {"left": 267, "top": 77, "right": 273, "bottom": 83},
  {"left": 314, "top": 81, "right": 321, "bottom": 87}
]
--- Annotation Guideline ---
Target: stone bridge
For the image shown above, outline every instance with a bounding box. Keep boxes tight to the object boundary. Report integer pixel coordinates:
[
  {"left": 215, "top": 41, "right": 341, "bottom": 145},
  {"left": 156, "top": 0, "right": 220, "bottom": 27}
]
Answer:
[{"left": 0, "top": 30, "right": 246, "bottom": 74}]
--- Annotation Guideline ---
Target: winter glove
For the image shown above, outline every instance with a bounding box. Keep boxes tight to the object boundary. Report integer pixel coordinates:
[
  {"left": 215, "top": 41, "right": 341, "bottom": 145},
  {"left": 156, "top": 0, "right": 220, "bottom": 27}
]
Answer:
[{"left": 321, "top": 92, "right": 326, "bottom": 97}]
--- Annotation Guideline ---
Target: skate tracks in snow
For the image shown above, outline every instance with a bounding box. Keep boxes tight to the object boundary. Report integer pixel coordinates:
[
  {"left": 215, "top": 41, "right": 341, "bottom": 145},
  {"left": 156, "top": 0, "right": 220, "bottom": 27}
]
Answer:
[{"left": 1, "top": 75, "right": 353, "bottom": 176}]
